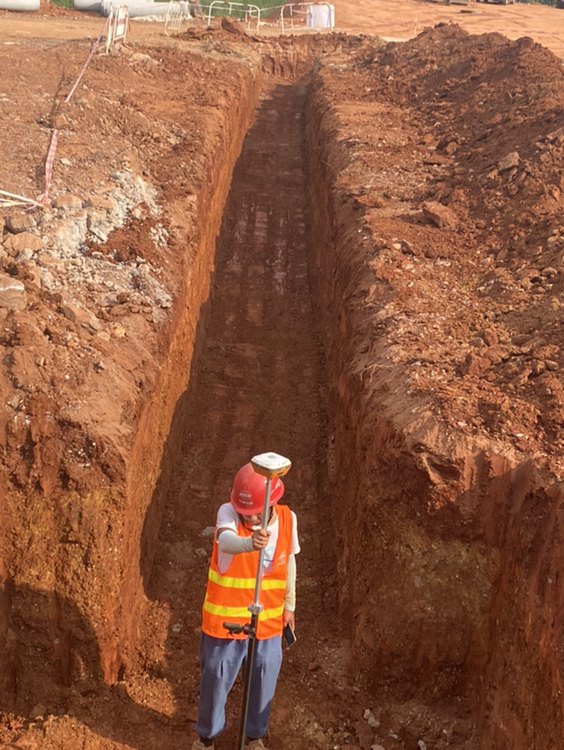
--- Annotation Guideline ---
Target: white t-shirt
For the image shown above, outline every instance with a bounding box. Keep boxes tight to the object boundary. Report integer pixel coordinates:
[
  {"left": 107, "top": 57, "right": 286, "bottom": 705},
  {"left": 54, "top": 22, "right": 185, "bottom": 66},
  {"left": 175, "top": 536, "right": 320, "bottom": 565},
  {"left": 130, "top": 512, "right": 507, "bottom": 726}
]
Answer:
[{"left": 216, "top": 502, "right": 300, "bottom": 575}]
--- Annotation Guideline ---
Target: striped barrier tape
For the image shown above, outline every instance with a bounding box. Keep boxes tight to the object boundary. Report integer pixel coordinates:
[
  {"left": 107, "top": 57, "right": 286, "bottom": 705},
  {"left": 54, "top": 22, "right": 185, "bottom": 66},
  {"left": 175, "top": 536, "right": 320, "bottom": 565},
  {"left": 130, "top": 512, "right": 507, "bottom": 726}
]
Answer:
[
  {"left": 65, "top": 17, "right": 110, "bottom": 105},
  {"left": 40, "top": 18, "right": 110, "bottom": 205},
  {"left": 40, "top": 129, "right": 59, "bottom": 206}
]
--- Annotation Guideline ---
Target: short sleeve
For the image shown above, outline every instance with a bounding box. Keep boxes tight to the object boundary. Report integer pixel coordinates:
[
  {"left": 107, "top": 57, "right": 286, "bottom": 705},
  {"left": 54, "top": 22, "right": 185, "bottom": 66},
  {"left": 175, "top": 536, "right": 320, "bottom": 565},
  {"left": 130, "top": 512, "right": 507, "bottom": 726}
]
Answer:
[
  {"left": 216, "top": 503, "right": 239, "bottom": 535},
  {"left": 290, "top": 510, "right": 300, "bottom": 555},
  {"left": 215, "top": 503, "right": 239, "bottom": 574}
]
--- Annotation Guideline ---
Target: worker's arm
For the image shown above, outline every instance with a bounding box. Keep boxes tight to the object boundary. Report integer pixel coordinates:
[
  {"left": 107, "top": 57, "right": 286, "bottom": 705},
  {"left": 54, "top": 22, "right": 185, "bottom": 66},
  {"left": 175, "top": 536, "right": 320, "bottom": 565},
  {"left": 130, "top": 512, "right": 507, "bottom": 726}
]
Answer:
[
  {"left": 217, "top": 527, "right": 269, "bottom": 553},
  {"left": 283, "top": 554, "right": 296, "bottom": 628}
]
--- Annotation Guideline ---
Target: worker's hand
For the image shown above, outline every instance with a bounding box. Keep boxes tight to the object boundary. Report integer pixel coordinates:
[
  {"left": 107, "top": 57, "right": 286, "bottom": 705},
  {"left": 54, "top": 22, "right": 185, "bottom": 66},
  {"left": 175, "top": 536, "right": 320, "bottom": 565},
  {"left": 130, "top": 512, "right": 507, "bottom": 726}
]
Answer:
[
  {"left": 283, "top": 609, "right": 295, "bottom": 630},
  {"left": 251, "top": 528, "right": 270, "bottom": 551}
]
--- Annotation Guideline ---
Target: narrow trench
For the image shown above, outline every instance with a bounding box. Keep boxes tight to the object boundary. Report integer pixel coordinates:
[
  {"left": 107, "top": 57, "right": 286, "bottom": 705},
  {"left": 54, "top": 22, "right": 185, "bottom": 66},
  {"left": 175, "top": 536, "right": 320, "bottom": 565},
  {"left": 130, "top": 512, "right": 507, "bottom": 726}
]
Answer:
[
  {"left": 4, "top": 27, "right": 562, "bottom": 750},
  {"left": 145, "top": 79, "right": 344, "bottom": 750}
]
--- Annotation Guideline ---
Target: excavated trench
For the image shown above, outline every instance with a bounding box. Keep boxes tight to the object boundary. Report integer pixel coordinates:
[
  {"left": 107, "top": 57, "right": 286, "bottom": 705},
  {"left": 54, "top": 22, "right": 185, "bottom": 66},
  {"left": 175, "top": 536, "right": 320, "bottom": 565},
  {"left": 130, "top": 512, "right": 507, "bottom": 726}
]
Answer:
[
  {"left": 3, "top": 28, "right": 564, "bottom": 750},
  {"left": 142, "top": 76, "right": 338, "bottom": 750}
]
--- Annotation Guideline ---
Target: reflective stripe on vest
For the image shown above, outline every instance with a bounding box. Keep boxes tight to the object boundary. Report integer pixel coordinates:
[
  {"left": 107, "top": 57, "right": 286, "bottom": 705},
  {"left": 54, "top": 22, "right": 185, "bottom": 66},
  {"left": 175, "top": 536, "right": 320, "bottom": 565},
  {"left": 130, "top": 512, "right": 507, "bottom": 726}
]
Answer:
[
  {"left": 203, "top": 601, "right": 285, "bottom": 621},
  {"left": 202, "top": 504, "right": 292, "bottom": 640},
  {"left": 207, "top": 567, "right": 287, "bottom": 591}
]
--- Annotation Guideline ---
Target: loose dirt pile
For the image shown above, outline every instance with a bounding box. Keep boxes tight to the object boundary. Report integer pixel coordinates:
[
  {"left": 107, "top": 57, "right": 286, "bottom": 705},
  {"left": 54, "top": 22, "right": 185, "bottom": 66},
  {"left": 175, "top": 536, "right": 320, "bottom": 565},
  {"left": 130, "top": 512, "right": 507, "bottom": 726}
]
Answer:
[
  {"left": 308, "top": 22, "right": 564, "bottom": 750},
  {"left": 315, "top": 24, "right": 564, "bottom": 467}
]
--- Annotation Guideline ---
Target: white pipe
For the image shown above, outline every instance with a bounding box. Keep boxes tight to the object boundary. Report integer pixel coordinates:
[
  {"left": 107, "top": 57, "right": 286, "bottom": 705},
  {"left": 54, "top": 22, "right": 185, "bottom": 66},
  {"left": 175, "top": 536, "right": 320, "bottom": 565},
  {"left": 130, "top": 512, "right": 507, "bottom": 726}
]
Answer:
[
  {"left": 73, "top": 0, "right": 179, "bottom": 18},
  {"left": 0, "top": 0, "right": 40, "bottom": 10},
  {"left": 74, "top": 0, "right": 102, "bottom": 11},
  {"left": 101, "top": 0, "right": 173, "bottom": 17},
  {"left": 74, "top": 0, "right": 179, "bottom": 17},
  {"left": 120, "top": 4, "right": 169, "bottom": 17}
]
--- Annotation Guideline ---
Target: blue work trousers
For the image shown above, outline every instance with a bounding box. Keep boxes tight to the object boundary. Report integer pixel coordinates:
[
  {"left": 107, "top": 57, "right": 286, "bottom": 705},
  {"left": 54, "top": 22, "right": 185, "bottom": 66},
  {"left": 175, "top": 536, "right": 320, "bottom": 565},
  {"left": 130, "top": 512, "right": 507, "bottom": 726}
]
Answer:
[{"left": 195, "top": 633, "right": 283, "bottom": 741}]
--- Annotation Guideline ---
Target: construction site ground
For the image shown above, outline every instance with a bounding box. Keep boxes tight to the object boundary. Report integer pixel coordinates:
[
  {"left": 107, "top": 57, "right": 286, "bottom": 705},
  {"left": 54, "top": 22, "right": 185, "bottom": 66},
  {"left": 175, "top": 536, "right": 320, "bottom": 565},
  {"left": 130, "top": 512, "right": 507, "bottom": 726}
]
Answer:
[{"left": 2, "top": 1, "right": 564, "bottom": 749}]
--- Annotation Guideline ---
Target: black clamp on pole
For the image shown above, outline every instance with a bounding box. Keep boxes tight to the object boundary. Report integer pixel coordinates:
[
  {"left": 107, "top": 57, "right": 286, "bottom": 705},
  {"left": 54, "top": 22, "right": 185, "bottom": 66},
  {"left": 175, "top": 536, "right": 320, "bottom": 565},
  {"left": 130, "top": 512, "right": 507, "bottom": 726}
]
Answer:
[{"left": 223, "top": 622, "right": 254, "bottom": 637}]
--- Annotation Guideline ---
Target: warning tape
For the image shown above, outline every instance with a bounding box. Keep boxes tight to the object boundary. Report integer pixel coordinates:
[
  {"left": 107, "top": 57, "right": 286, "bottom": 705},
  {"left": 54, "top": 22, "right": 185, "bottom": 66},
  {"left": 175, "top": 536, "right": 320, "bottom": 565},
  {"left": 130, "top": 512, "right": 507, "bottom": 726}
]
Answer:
[
  {"left": 0, "top": 19, "right": 110, "bottom": 209},
  {"left": 39, "top": 18, "right": 110, "bottom": 205},
  {"left": 64, "top": 18, "right": 110, "bottom": 106},
  {"left": 40, "top": 129, "right": 59, "bottom": 206}
]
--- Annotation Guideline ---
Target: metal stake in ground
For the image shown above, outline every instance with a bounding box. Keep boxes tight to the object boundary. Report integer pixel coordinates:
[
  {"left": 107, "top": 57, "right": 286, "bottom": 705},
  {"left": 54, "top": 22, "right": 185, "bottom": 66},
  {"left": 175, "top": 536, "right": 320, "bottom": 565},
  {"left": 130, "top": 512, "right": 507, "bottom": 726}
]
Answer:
[{"left": 223, "top": 451, "right": 292, "bottom": 750}]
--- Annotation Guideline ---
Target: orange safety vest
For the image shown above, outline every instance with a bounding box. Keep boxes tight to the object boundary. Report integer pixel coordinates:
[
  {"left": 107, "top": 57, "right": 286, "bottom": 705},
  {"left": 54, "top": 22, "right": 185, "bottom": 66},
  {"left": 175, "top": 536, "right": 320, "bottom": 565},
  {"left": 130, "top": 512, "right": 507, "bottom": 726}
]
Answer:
[{"left": 202, "top": 504, "right": 292, "bottom": 640}]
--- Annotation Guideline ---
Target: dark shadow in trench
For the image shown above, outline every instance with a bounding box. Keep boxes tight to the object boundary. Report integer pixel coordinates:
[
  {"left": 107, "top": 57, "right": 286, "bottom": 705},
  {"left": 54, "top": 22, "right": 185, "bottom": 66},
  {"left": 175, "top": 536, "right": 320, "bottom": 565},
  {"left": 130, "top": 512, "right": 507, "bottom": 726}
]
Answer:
[
  {"left": 0, "top": 285, "right": 217, "bottom": 750},
  {"left": 0, "top": 583, "right": 187, "bottom": 750}
]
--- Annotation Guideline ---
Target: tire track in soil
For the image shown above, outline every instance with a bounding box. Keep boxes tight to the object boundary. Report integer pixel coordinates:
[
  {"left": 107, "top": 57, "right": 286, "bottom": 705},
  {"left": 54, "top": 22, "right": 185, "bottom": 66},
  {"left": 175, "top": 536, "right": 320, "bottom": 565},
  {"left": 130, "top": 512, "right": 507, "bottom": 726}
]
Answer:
[{"left": 146, "top": 79, "right": 350, "bottom": 750}]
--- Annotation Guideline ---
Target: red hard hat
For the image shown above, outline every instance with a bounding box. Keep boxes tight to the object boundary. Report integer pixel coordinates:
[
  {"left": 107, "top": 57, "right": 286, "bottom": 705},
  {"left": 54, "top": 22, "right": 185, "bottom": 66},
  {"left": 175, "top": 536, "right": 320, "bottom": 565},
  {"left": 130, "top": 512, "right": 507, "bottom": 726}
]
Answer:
[{"left": 230, "top": 462, "right": 285, "bottom": 515}]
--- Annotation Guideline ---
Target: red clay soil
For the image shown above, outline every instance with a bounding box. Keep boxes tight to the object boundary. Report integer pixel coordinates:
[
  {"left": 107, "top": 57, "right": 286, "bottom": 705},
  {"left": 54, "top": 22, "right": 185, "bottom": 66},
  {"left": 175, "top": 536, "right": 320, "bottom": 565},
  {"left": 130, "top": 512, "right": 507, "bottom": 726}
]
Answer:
[
  {"left": 308, "top": 21, "right": 564, "bottom": 750},
  {"left": 0, "top": 5, "right": 564, "bottom": 750}
]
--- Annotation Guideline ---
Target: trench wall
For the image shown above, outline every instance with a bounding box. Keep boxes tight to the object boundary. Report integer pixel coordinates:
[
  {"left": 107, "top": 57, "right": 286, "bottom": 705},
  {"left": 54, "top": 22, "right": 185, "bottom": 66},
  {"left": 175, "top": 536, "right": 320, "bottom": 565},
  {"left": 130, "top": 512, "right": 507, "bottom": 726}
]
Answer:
[
  {"left": 119, "top": 68, "right": 264, "bottom": 679},
  {"left": 0, "top": 37, "right": 332, "bottom": 712},
  {"left": 0, "top": 59, "right": 262, "bottom": 706},
  {"left": 306, "top": 64, "right": 564, "bottom": 748}
]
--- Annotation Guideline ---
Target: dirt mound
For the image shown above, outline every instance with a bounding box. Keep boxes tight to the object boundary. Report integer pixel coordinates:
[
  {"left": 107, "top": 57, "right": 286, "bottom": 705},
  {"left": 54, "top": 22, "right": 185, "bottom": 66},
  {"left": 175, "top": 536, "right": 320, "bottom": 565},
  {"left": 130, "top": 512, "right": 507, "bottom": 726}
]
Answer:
[
  {"left": 307, "top": 23, "right": 564, "bottom": 750},
  {"left": 220, "top": 16, "right": 247, "bottom": 35},
  {"left": 38, "top": 0, "right": 88, "bottom": 17},
  {"left": 319, "top": 24, "right": 564, "bottom": 468}
]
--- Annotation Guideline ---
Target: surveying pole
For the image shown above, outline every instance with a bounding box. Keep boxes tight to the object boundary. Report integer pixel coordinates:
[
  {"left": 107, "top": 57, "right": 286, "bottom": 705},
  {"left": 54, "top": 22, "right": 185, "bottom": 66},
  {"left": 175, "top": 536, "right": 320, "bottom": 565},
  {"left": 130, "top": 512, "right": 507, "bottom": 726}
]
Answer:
[{"left": 223, "top": 452, "right": 292, "bottom": 750}]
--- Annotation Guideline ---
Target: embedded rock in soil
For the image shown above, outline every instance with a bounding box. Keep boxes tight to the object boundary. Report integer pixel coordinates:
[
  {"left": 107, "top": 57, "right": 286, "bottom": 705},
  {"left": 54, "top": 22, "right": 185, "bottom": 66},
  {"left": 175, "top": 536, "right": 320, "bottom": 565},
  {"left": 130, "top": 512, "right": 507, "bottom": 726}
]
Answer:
[{"left": 0, "top": 272, "right": 27, "bottom": 310}]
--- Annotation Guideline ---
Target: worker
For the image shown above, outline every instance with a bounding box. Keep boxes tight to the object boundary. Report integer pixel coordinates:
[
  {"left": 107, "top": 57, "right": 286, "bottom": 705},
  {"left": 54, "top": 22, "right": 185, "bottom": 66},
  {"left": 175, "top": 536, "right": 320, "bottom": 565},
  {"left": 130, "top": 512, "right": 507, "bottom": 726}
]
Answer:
[{"left": 192, "top": 462, "right": 300, "bottom": 750}]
